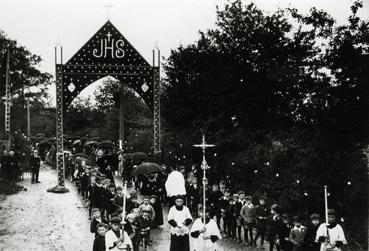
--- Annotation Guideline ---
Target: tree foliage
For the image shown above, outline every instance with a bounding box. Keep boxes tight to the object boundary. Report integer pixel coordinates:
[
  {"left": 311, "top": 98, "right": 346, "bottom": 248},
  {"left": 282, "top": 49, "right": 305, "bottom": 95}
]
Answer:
[{"left": 162, "top": 1, "right": 368, "bottom": 248}]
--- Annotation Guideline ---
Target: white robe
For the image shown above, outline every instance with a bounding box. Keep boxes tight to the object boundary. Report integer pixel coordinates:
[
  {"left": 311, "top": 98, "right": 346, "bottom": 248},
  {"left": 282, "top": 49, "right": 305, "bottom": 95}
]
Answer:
[
  {"left": 190, "top": 218, "right": 222, "bottom": 251},
  {"left": 165, "top": 170, "right": 186, "bottom": 197},
  {"left": 167, "top": 205, "right": 193, "bottom": 236},
  {"left": 105, "top": 229, "right": 133, "bottom": 251},
  {"left": 315, "top": 223, "right": 346, "bottom": 251}
]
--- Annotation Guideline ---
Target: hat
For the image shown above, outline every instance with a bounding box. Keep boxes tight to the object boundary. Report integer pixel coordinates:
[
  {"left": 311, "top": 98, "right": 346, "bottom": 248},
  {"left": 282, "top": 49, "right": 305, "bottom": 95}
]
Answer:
[
  {"left": 310, "top": 213, "right": 321, "bottom": 220},
  {"left": 238, "top": 190, "right": 245, "bottom": 195},
  {"left": 150, "top": 195, "right": 158, "bottom": 200},
  {"left": 328, "top": 209, "right": 336, "bottom": 216},
  {"left": 111, "top": 216, "right": 122, "bottom": 224},
  {"left": 233, "top": 193, "right": 239, "bottom": 197},
  {"left": 143, "top": 208, "right": 151, "bottom": 213},
  {"left": 130, "top": 190, "right": 137, "bottom": 196},
  {"left": 143, "top": 196, "right": 150, "bottom": 200},
  {"left": 175, "top": 195, "right": 185, "bottom": 201},
  {"left": 245, "top": 195, "right": 252, "bottom": 200}
]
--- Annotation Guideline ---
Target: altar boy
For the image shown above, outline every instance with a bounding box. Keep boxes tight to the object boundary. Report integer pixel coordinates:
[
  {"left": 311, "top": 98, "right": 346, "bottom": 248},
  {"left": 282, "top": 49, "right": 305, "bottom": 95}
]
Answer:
[{"left": 190, "top": 206, "right": 222, "bottom": 251}]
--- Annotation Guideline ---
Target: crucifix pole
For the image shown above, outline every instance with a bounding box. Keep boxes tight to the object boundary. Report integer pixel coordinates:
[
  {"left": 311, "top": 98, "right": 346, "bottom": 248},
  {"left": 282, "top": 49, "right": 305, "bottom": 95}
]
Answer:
[
  {"left": 193, "top": 134, "right": 215, "bottom": 224},
  {"left": 5, "top": 47, "right": 11, "bottom": 151}
]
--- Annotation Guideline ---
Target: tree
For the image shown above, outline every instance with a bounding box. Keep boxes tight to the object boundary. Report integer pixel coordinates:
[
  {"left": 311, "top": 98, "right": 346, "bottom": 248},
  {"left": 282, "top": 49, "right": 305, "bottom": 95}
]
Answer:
[{"left": 162, "top": 1, "right": 368, "bottom": 248}]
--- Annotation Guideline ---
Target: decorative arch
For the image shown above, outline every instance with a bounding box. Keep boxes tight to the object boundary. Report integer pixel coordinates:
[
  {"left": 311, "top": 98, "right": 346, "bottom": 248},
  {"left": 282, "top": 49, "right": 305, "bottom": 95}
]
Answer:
[{"left": 52, "top": 21, "right": 160, "bottom": 191}]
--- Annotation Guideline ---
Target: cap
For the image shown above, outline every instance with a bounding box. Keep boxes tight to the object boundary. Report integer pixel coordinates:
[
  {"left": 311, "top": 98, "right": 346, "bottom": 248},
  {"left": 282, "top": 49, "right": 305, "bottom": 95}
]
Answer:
[{"left": 111, "top": 216, "right": 122, "bottom": 224}]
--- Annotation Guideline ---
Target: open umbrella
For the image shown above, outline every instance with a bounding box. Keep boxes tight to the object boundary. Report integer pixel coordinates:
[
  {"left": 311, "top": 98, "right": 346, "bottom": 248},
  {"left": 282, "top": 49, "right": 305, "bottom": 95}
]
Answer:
[
  {"left": 131, "top": 162, "right": 163, "bottom": 176},
  {"left": 124, "top": 152, "right": 149, "bottom": 164},
  {"left": 73, "top": 153, "right": 90, "bottom": 159},
  {"left": 72, "top": 139, "right": 81, "bottom": 145},
  {"left": 73, "top": 157, "right": 93, "bottom": 166},
  {"left": 84, "top": 141, "right": 98, "bottom": 147},
  {"left": 98, "top": 140, "right": 114, "bottom": 148}
]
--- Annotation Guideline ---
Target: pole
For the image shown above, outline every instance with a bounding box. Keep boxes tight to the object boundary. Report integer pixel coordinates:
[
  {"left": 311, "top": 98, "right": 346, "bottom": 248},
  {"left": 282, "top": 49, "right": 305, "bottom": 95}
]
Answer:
[
  {"left": 27, "top": 98, "right": 30, "bottom": 136},
  {"left": 119, "top": 85, "right": 124, "bottom": 149},
  {"left": 122, "top": 181, "right": 127, "bottom": 223},
  {"left": 193, "top": 134, "right": 215, "bottom": 226},
  {"left": 5, "top": 47, "right": 11, "bottom": 151},
  {"left": 324, "top": 185, "right": 328, "bottom": 224}
]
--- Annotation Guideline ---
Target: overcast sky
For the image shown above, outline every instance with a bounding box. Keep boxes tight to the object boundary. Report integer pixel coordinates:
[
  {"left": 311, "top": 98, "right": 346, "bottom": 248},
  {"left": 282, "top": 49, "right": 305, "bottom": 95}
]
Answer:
[{"left": 0, "top": 0, "right": 368, "bottom": 103}]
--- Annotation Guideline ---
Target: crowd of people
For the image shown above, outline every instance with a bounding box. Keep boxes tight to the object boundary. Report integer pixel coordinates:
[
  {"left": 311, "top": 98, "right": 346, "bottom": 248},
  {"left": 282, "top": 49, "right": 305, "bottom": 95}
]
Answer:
[{"left": 0, "top": 146, "right": 348, "bottom": 251}]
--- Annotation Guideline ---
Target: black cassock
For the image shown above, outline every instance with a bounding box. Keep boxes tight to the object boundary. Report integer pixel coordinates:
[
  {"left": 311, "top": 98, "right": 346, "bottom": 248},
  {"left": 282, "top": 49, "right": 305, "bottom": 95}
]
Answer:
[{"left": 168, "top": 205, "right": 193, "bottom": 251}]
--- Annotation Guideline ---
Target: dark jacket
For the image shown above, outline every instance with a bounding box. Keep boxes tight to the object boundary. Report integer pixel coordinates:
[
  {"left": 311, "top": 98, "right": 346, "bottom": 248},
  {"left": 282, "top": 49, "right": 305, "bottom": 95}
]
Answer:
[
  {"left": 29, "top": 155, "right": 41, "bottom": 170},
  {"left": 93, "top": 235, "right": 106, "bottom": 251}
]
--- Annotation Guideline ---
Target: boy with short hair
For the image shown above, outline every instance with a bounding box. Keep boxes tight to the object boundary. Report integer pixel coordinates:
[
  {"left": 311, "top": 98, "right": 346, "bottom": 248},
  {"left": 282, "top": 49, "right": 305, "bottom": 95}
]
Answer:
[
  {"left": 138, "top": 196, "right": 156, "bottom": 221},
  {"left": 240, "top": 195, "right": 256, "bottom": 246},
  {"left": 266, "top": 204, "right": 283, "bottom": 251},
  {"left": 236, "top": 190, "right": 245, "bottom": 244},
  {"left": 254, "top": 196, "right": 269, "bottom": 249},
  {"left": 289, "top": 215, "right": 306, "bottom": 251},
  {"left": 90, "top": 208, "right": 108, "bottom": 237},
  {"left": 93, "top": 223, "right": 107, "bottom": 251},
  {"left": 112, "top": 186, "right": 124, "bottom": 214},
  {"left": 190, "top": 206, "right": 222, "bottom": 251},
  {"left": 279, "top": 213, "right": 293, "bottom": 251},
  {"left": 105, "top": 216, "right": 133, "bottom": 251},
  {"left": 304, "top": 213, "right": 321, "bottom": 251},
  {"left": 227, "top": 194, "right": 239, "bottom": 241},
  {"left": 137, "top": 209, "right": 153, "bottom": 246},
  {"left": 315, "top": 209, "right": 346, "bottom": 251}
]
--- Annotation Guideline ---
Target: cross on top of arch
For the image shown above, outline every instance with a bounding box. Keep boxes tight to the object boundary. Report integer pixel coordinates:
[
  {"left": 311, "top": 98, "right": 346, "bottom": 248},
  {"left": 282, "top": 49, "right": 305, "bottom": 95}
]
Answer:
[{"left": 57, "top": 20, "right": 157, "bottom": 110}]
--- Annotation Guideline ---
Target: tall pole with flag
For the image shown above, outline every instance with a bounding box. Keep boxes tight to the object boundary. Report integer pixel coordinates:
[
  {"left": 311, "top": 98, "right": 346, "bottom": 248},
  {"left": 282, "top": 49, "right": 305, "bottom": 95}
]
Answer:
[{"left": 193, "top": 134, "right": 215, "bottom": 224}]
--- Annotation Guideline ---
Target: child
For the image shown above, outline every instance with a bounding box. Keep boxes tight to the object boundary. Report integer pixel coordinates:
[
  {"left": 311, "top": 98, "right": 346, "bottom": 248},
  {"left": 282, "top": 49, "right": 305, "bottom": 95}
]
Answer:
[
  {"left": 190, "top": 206, "right": 222, "bottom": 251},
  {"left": 289, "top": 215, "right": 306, "bottom": 251},
  {"left": 208, "top": 184, "right": 222, "bottom": 225},
  {"left": 87, "top": 176, "right": 97, "bottom": 219},
  {"left": 315, "top": 209, "right": 346, "bottom": 251},
  {"left": 254, "top": 196, "right": 269, "bottom": 249},
  {"left": 138, "top": 196, "right": 156, "bottom": 222},
  {"left": 106, "top": 184, "right": 116, "bottom": 220},
  {"left": 266, "top": 204, "right": 283, "bottom": 251},
  {"left": 304, "top": 213, "right": 321, "bottom": 251},
  {"left": 240, "top": 195, "right": 256, "bottom": 246},
  {"left": 125, "top": 213, "right": 139, "bottom": 251},
  {"left": 236, "top": 191, "right": 245, "bottom": 243},
  {"left": 218, "top": 189, "right": 231, "bottom": 237},
  {"left": 105, "top": 216, "right": 133, "bottom": 251},
  {"left": 137, "top": 209, "right": 153, "bottom": 246},
  {"left": 90, "top": 208, "right": 108, "bottom": 237},
  {"left": 112, "top": 186, "right": 124, "bottom": 214},
  {"left": 150, "top": 195, "right": 163, "bottom": 227},
  {"left": 279, "top": 214, "right": 293, "bottom": 251},
  {"left": 226, "top": 194, "right": 238, "bottom": 241},
  {"left": 93, "top": 223, "right": 107, "bottom": 251},
  {"left": 187, "top": 176, "right": 200, "bottom": 217}
]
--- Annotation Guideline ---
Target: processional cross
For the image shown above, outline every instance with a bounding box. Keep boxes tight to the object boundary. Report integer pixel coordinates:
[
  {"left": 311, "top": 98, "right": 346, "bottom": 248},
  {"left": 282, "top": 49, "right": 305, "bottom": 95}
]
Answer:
[
  {"left": 104, "top": 2, "right": 113, "bottom": 20},
  {"left": 193, "top": 134, "right": 215, "bottom": 224}
]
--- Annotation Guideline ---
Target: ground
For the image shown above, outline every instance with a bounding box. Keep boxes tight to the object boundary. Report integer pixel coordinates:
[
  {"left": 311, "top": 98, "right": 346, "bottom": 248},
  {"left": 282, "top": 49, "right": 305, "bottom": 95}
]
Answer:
[{"left": 0, "top": 165, "right": 260, "bottom": 251}]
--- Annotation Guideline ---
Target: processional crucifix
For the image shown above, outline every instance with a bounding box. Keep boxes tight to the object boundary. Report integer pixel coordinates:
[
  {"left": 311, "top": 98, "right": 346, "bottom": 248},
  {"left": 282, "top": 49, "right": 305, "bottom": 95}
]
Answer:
[{"left": 193, "top": 134, "right": 215, "bottom": 224}]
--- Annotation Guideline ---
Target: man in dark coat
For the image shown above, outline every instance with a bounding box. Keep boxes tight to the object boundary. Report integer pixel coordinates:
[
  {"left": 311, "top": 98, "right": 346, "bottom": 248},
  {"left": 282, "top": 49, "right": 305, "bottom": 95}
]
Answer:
[
  {"left": 30, "top": 149, "right": 41, "bottom": 184},
  {"left": 7, "top": 151, "right": 20, "bottom": 180},
  {"left": 0, "top": 151, "right": 8, "bottom": 176}
]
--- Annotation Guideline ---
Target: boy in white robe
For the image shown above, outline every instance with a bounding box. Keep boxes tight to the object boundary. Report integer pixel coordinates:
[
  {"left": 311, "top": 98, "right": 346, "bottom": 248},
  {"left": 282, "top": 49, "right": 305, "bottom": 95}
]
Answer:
[
  {"left": 168, "top": 195, "right": 193, "bottom": 251},
  {"left": 315, "top": 209, "right": 346, "bottom": 251},
  {"left": 105, "top": 217, "right": 133, "bottom": 251},
  {"left": 190, "top": 207, "right": 222, "bottom": 251}
]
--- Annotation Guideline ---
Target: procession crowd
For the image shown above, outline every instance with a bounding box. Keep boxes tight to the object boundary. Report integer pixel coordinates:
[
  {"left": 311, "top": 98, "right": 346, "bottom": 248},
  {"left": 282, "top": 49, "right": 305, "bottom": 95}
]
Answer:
[{"left": 0, "top": 147, "right": 347, "bottom": 251}]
